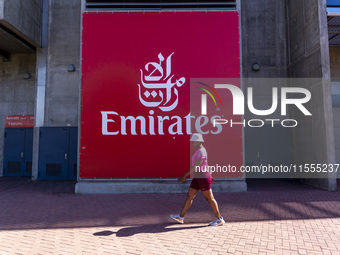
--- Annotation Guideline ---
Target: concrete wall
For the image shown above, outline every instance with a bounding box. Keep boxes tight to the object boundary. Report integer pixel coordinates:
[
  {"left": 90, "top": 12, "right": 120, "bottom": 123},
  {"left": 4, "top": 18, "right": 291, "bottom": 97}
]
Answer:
[
  {"left": 0, "top": 0, "right": 42, "bottom": 47},
  {"left": 241, "top": 1, "right": 289, "bottom": 124},
  {"left": 241, "top": 0, "right": 287, "bottom": 79},
  {"left": 31, "top": 0, "right": 81, "bottom": 179},
  {"left": 0, "top": 53, "right": 36, "bottom": 175},
  {"left": 241, "top": 0, "right": 337, "bottom": 190},
  {"left": 333, "top": 107, "right": 340, "bottom": 166},
  {"left": 0, "top": 1, "right": 3, "bottom": 19},
  {"left": 287, "top": 0, "right": 324, "bottom": 77},
  {"left": 330, "top": 46, "right": 340, "bottom": 169},
  {"left": 43, "top": 0, "right": 81, "bottom": 127},
  {"left": 241, "top": 0, "right": 291, "bottom": 178},
  {"left": 287, "top": 0, "right": 337, "bottom": 190},
  {"left": 1, "top": 0, "right": 336, "bottom": 192}
]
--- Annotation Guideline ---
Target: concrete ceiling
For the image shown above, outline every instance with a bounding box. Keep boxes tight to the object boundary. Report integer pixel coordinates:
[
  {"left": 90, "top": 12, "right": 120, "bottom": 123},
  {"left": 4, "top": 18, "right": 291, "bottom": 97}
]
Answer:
[{"left": 0, "top": 25, "right": 35, "bottom": 61}]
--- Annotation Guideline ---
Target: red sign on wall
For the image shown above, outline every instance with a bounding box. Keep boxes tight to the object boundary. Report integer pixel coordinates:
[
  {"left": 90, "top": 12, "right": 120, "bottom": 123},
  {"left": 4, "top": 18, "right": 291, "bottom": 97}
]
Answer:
[
  {"left": 81, "top": 12, "right": 242, "bottom": 179},
  {"left": 5, "top": 115, "right": 34, "bottom": 128}
]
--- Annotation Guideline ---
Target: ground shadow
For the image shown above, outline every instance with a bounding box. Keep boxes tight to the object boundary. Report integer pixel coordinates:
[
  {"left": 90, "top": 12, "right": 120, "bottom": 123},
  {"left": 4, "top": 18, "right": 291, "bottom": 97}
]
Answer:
[
  {"left": 1, "top": 177, "right": 340, "bottom": 231},
  {"left": 93, "top": 223, "right": 208, "bottom": 237}
]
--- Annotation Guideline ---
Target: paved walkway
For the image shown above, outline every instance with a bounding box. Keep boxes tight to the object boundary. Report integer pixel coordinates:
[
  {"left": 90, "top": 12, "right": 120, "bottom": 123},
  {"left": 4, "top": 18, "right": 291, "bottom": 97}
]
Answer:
[{"left": 0, "top": 178, "right": 340, "bottom": 255}]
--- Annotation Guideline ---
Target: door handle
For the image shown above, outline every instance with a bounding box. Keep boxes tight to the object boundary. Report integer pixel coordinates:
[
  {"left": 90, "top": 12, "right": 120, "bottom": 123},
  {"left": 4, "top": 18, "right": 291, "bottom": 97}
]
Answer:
[
  {"left": 65, "top": 153, "right": 68, "bottom": 160},
  {"left": 21, "top": 152, "right": 24, "bottom": 158},
  {"left": 257, "top": 151, "right": 260, "bottom": 158}
]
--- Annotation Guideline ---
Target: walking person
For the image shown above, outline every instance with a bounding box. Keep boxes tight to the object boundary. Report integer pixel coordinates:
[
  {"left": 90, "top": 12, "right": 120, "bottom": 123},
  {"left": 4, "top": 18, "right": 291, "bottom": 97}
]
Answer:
[{"left": 170, "top": 133, "right": 225, "bottom": 226}]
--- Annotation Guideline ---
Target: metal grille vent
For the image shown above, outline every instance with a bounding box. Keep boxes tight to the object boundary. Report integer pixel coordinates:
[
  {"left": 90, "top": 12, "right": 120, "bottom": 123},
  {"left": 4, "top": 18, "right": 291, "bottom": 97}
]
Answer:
[
  {"left": 7, "top": 162, "right": 20, "bottom": 173},
  {"left": 74, "top": 164, "right": 77, "bottom": 177},
  {"left": 86, "top": 1, "right": 237, "bottom": 11},
  {"left": 26, "top": 162, "right": 32, "bottom": 175},
  {"left": 328, "top": 16, "right": 340, "bottom": 45},
  {"left": 46, "top": 164, "right": 61, "bottom": 177}
]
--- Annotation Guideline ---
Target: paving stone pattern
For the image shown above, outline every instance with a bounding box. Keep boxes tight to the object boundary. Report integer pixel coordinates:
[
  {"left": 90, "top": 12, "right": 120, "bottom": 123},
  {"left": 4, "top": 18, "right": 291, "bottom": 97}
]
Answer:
[{"left": 0, "top": 178, "right": 340, "bottom": 255}]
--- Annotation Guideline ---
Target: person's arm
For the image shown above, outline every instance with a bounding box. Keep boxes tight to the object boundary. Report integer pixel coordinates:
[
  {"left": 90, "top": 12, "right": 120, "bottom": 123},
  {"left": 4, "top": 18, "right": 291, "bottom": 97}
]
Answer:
[{"left": 179, "top": 158, "right": 203, "bottom": 183}]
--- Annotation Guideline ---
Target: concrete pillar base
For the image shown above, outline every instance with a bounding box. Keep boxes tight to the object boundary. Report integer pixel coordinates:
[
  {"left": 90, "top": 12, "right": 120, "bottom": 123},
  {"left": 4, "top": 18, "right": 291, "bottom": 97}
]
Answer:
[
  {"left": 302, "top": 178, "right": 338, "bottom": 191},
  {"left": 75, "top": 180, "right": 247, "bottom": 194}
]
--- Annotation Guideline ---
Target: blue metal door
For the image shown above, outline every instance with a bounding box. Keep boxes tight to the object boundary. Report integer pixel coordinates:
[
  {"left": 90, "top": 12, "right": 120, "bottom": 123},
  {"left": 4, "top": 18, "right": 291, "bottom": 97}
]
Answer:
[
  {"left": 38, "top": 127, "right": 68, "bottom": 180},
  {"left": 3, "top": 128, "right": 33, "bottom": 176},
  {"left": 38, "top": 127, "right": 77, "bottom": 180},
  {"left": 24, "top": 128, "right": 33, "bottom": 176},
  {"left": 68, "top": 127, "right": 78, "bottom": 180}
]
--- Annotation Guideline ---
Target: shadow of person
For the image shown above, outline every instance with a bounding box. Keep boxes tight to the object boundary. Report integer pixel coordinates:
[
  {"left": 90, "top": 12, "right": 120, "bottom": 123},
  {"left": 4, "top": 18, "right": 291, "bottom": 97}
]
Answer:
[
  {"left": 93, "top": 230, "right": 116, "bottom": 236},
  {"left": 93, "top": 223, "right": 208, "bottom": 237}
]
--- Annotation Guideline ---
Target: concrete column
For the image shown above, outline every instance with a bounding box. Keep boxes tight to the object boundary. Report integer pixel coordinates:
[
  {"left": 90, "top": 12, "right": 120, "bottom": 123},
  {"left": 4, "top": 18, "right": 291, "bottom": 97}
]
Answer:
[
  {"left": 330, "top": 47, "right": 340, "bottom": 171},
  {"left": 32, "top": 0, "right": 81, "bottom": 180},
  {"left": 32, "top": 0, "right": 49, "bottom": 180},
  {"left": 43, "top": 0, "right": 81, "bottom": 127},
  {"left": 287, "top": 0, "right": 337, "bottom": 191},
  {"left": 0, "top": 1, "right": 4, "bottom": 19}
]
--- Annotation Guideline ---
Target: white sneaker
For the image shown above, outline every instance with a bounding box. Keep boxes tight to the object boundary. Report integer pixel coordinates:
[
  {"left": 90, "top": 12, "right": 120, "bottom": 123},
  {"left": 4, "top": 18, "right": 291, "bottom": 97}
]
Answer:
[
  {"left": 170, "top": 214, "right": 184, "bottom": 224},
  {"left": 209, "top": 217, "right": 225, "bottom": 226}
]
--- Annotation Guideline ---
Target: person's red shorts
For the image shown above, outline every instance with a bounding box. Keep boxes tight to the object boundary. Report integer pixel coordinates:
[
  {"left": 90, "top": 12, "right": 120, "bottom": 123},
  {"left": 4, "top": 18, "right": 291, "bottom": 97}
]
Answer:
[{"left": 190, "top": 178, "right": 212, "bottom": 191}]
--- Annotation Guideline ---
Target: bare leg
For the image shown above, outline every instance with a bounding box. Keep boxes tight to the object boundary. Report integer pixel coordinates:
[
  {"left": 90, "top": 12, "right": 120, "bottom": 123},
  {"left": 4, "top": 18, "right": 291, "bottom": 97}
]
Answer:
[
  {"left": 179, "top": 188, "right": 199, "bottom": 217},
  {"left": 202, "top": 189, "right": 221, "bottom": 219}
]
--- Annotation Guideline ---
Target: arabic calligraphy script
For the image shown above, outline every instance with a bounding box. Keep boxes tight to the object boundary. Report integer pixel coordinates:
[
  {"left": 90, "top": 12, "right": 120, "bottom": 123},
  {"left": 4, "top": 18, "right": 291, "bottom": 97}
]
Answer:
[{"left": 138, "top": 52, "right": 185, "bottom": 112}]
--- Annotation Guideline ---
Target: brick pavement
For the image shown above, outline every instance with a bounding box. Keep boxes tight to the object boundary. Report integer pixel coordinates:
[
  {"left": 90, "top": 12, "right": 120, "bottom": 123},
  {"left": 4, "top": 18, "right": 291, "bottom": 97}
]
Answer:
[{"left": 0, "top": 178, "right": 340, "bottom": 255}]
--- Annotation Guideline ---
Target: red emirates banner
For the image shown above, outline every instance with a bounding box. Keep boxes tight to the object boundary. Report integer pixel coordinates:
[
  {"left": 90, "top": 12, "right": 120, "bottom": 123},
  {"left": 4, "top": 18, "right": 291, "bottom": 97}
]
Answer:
[{"left": 80, "top": 12, "right": 242, "bottom": 179}]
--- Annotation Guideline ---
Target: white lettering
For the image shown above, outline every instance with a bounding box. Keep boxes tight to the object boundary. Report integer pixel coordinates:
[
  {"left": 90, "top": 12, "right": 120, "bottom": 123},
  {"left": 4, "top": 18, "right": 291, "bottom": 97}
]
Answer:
[
  {"left": 281, "top": 87, "right": 312, "bottom": 116},
  {"left": 148, "top": 110, "right": 155, "bottom": 135},
  {"left": 210, "top": 115, "right": 223, "bottom": 134},
  {"left": 169, "top": 116, "right": 183, "bottom": 135},
  {"left": 184, "top": 113, "right": 195, "bottom": 135},
  {"left": 230, "top": 119, "right": 246, "bottom": 127},
  {"left": 265, "top": 119, "right": 280, "bottom": 127},
  {"left": 101, "top": 111, "right": 119, "bottom": 135},
  {"left": 248, "top": 87, "right": 278, "bottom": 115},
  {"left": 195, "top": 116, "right": 209, "bottom": 134},
  {"left": 120, "top": 116, "right": 146, "bottom": 135},
  {"left": 281, "top": 119, "right": 298, "bottom": 127},
  {"left": 214, "top": 84, "right": 244, "bottom": 115},
  {"left": 248, "top": 119, "right": 264, "bottom": 128},
  {"left": 157, "top": 116, "right": 169, "bottom": 135}
]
